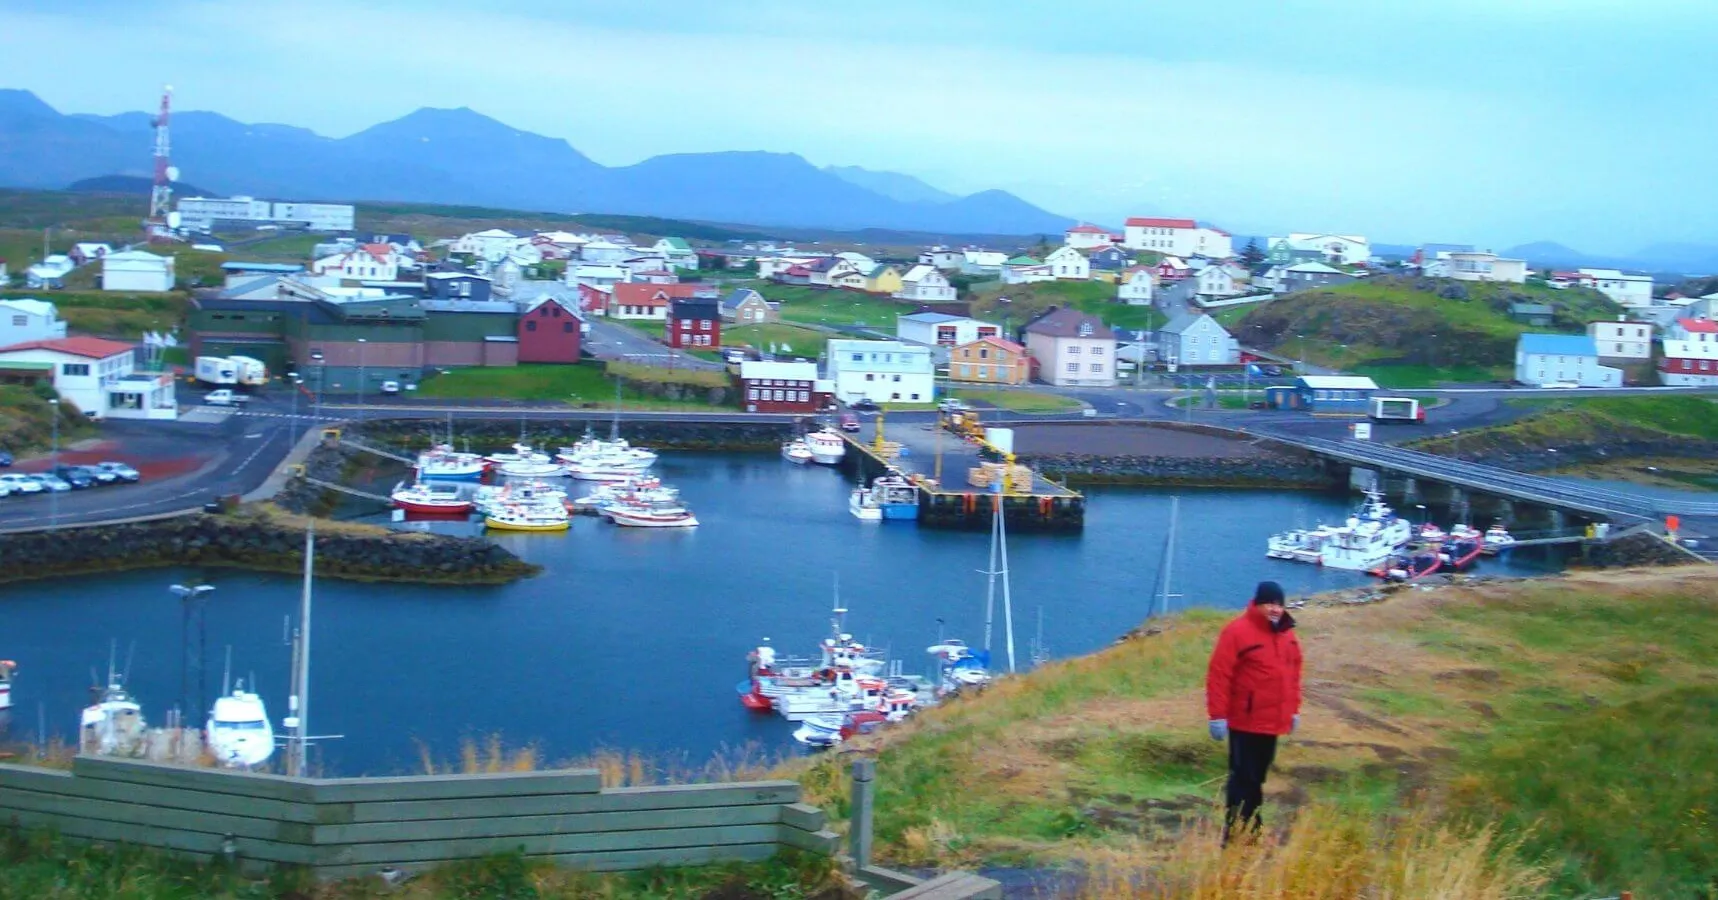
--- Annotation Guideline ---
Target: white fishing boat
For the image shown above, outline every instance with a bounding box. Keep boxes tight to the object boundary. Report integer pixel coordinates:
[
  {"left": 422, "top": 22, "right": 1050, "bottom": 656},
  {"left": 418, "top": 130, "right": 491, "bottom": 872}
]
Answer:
[
  {"left": 849, "top": 486, "right": 883, "bottom": 521},
  {"left": 497, "top": 458, "right": 565, "bottom": 479},
  {"left": 571, "top": 478, "right": 679, "bottom": 512},
  {"left": 206, "top": 680, "right": 274, "bottom": 768},
  {"left": 1450, "top": 523, "right": 1481, "bottom": 541},
  {"left": 485, "top": 442, "right": 552, "bottom": 466},
  {"left": 928, "top": 640, "right": 992, "bottom": 692},
  {"left": 791, "top": 712, "right": 846, "bottom": 749},
  {"left": 415, "top": 444, "right": 487, "bottom": 481},
  {"left": 781, "top": 440, "right": 814, "bottom": 465},
  {"left": 565, "top": 457, "right": 654, "bottom": 482},
  {"left": 485, "top": 499, "right": 571, "bottom": 532},
  {"left": 1418, "top": 522, "right": 1448, "bottom": 543},
  {"left": 1265, "top": 491, "right": 1411, "bottom": 571},
  {"left": 0, "top": 660, "right": 13, "bottom": 711},
  {"left": 474, "top": 481, "right": 568, "bottom": 515},
  {"left": 1481, "top": 523, "right": 1517, "bottom": 555},
  {"left": 605, "top": 498, "right": 698, "bottom": 528},
  {"left": 804, "top": 428, "right": 846, "bottom": 465},
  {"left": 80, "top": 678, "right": 145, "bottom": 757},
  {"left": 391, "top": 481, "right": 474, "bottom": 514},
  {"left": 557, "top": 436, "right": 658, "bottom": 467}
]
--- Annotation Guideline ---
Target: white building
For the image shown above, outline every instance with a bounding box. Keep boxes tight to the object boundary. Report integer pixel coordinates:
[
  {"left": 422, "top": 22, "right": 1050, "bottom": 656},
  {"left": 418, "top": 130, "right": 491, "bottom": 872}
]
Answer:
[
  {"left": 1064, "top": 223, "right": 1115, "bottom": 250},
  {"left": 1667, "top": 316, "right": 1718, "bottom": 343},
  {"left": 175, "top": 196, "right": 353, "bottom": 231},
  {"left": 581, "top": 239, "right": 632, "bottom": 265},
  {"left": 1116, "top": 267, "right": 1155, "bottom": 305},
  {"left": 756, "top": 256, "right": 817, "bottom": 279},
  {"left": 1195, "top": 265, "right": 1240, "bottom": 299},
  {"left": 1122, "top": 217, "right": 1233, "bottom": 258},
  {"left": 567, "top": 264, "right": 631, "bottom": 290},
  {"left": 653, "top": 237, "right": 699, "bottom": 269},
  {"left": 311, "top": 245, "right": 403, "bottom": 281},
  {"left": 893, "top": 265, "right": 958, "bottom": 302},
  {"left": 1577, "top": 268, "right": 1654, "bottom": 308},
  {"left": 1158, "top": 312, "right": 1239, "bottom": 366},
  {"left": 1513, "top": 334, "right": 1622, "bottom": 387},
  {"left": 920, "top": 247, "right": 965, "bottom": 270},
  {"left": 1658, "top": 340, "right": 1718, "bottom": 386},
  {"left": 1586, "top": 318, "right": 1654, "bottom": 360},
  {"left": 0, "top": 299, "right": 67, "bottom": 344},
  {"left": 271, "top": 202, "right": 355, "bottom": 231},
  {"left": 1044, "top": 245, "right": 1092, "bottom": 280},
  {"left": 960, "top": 250, "right": 1009, "bottom": 275},
  {"left": 0, "top": 336, "right": 173, "bottom": 420},
  {"left": 825, "top": 339, "right": 935, "bottom": 404},
  {"left": 1022, "top": 308, "right": 1117, "bottom": 387},
  {"left": 101, "top": 250, "right": 176, "bottom": 292},
  {"left": 25, "top": 255, "right": 74, "bottom": 289},
  {"left": 1425, "top": 250, "right": 1527, "bottom": 283},
  {"left": 1272, "top": 233, "right": 1371, "bottom": 266},
  {"left": 896, "top": 312, "right": 1000, "bottom": 348},
  {"left": 835, "top": 251, "right": 877, "bottom": 272},
  {"left": 451, "top": 229, "right": 523, "bottom": 262}
]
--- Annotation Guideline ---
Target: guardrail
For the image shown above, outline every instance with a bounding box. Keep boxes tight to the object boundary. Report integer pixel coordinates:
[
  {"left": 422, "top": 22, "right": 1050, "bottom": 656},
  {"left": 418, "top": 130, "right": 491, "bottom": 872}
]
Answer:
[{"left": 0, "top": 756, "right": 835, "bottom": 880}]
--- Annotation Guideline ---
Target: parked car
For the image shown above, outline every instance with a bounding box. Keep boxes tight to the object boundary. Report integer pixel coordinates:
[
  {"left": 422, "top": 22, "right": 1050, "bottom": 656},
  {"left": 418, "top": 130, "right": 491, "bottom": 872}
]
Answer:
[
  {"left": 939, "top": 399, "right": 971, "bottom": 413},
  {"left": 0, "top": 473, "right": 42, "bottom": 494},
  {"left": 204, "top": 389, "right": 249, "bottom": 406},
  {"left": 95, "top": 461, "right": 141, "bottom": 483},
  {"left": 0, "top": 450, "right": 12, "bottom": 467},
  {"left": 50, "top": 465, "right": 96, "bottom": 489},
  {"left": 848, "top": 398, "right": 880, "bottom": 412},
  {"left": 72, "top": 464, "right": 117, "bottom": 486},
  {"left": 380, "top": 380, "right": 401, "bottom": 395},
  {"left": 839, "top": 413, "right": 861, "bottom": 433},
  {"left": 29, "top": 473, "right": 72, "bottom": 492}
]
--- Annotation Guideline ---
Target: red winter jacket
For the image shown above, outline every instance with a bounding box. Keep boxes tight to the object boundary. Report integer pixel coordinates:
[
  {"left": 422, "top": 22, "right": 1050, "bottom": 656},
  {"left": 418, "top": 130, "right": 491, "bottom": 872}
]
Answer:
[{"left": 1205, "top": 604, "right": 1304, "bottom": 736}]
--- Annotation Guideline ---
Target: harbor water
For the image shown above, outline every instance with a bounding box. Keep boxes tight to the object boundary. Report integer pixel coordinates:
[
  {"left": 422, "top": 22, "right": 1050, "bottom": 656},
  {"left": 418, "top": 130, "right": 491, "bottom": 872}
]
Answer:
[{"left": 0, "top": 452, "right": 1560, "bottom": 774}]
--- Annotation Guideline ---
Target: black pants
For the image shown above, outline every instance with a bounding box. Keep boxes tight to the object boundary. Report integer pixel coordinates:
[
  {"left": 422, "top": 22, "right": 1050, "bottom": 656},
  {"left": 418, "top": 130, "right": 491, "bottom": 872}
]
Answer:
[{"left": 1224, "top": 729, "right": 1279, "bottom": 843}]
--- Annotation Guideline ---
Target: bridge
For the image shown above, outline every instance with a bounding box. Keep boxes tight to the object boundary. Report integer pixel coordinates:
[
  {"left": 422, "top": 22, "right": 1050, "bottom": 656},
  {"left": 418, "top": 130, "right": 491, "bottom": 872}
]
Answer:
[{"left": 1266, "top": 434, "right": 1718, "bottom": 522}]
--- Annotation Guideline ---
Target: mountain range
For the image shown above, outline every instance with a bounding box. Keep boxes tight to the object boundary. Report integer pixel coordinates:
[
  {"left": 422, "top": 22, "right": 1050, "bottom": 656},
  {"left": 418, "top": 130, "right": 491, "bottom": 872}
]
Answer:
[
  {"left": 1499, "top": 241, "right": 1718, "bottom": 276},
  {"left": 0, "top": 90, "right": 1075, "bottom": 236}
]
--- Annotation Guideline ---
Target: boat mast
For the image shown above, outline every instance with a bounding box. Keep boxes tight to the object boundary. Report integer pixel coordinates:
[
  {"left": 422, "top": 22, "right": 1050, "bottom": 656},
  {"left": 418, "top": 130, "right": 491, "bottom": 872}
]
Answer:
[
  {"left": 998, "top": 485, "right": 1016, "bottom": 674},
  {"left": 289, "top": 524, "right": 315, "bottom": 776},
  {"left": 1156, "top": 496, "right": 1181, "bottom": 618},
  {"left": 611, "top": 377, "right": 622, "bottom": 441},
  {"left": 982, "top": 485, "right": 998, "bottom": 656}
]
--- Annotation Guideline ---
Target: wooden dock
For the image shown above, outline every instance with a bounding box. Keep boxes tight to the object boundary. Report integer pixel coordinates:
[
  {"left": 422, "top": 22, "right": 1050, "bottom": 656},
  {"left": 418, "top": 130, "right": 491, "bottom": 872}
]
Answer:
[{"left": 838, "top": 423, "right": 1084, "bottom": 533}]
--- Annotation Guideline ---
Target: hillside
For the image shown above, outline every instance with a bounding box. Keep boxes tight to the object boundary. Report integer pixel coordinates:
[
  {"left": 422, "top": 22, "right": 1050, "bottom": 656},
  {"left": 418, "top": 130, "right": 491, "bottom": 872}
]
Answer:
[
  {"left": 0, "top": 90, "right": 1075, "bottom": 235},
  {"left": 969, "top": 280, "right": 1166, "bottom": 335},
  {"left": 789, "top": 567, "right": 1718, "bottom": 898},
  {"left": 1233, "top": 276, "right": 1620, "bottom": 380}
]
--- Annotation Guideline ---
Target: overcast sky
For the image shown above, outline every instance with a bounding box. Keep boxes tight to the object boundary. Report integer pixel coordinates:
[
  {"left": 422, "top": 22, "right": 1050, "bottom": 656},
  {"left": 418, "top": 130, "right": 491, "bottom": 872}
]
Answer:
[{"left": 5, "top": 0, "right": 1714, "bottom": 253}]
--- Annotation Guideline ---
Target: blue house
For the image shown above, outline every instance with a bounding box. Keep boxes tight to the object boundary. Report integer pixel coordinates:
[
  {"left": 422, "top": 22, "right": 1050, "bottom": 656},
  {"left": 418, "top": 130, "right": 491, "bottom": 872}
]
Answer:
[
  {"left": 424, "top": 272, "right": 493, "bottom": 304},
  {"left": 1267, "top": 375, "right": 1378, "bottom": 414},
  {"left": 1086, "top": 245, "right": 1130, "bottom": 271}
]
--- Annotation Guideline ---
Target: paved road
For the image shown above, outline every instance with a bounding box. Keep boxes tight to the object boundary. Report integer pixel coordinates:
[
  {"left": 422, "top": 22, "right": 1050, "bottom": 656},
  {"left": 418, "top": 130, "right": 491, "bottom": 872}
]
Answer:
[{"left": 583, "top": 319, "right": 725, "bottom": 371}]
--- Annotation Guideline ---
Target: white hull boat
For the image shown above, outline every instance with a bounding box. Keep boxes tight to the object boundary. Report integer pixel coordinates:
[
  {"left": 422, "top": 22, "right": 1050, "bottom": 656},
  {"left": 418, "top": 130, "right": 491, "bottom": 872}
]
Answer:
[
  {"left": 849, "top": 487, "right": 883, "bottom": 521},
  {"left": 558, "top": 437, "right": 657, "bottom": 468},
  {"left": 805, "top": 428, "right": 846, "bottom": 465},
  {"left": 566, "top": 459, "right": 653, "bottom": 481},
  {"left": 484, "top": 443, "right": 552, "bottom": 466},
  {"left": 498, "top": 460, "right": 565, "bottom": 479},
  {"left": 80, "top": 682, "right": 145, "bottom": 757},
  {"left": 782, "top": 440, "right": 814, "bottom": 465},
  {"left": 1265, "top": 490, "right": 1411, "bottom": 571},
  {"left": 605, "top": 500, "right": 698, "bottom": 528},
  {"left": 415, "top": 445, "right": 487, "bottom": 481},
  {"left": 0, "top": 660, "right": 13, "bottom": 711},
  {"left": 485, "top": 500, "right": 571, "bottom": 532},
  {"left": 207, "top": 683, "right": 274, "bottom": 768}
]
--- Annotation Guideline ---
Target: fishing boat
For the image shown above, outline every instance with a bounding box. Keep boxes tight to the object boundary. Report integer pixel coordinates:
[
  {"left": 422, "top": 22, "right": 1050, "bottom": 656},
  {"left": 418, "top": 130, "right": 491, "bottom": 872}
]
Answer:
[
  {"left": 564, "top": 455, "right": 653, "bottom": 481},
  {"left": 80, "top": 675, "right": 145, "bottom": 757},
  {"left": 497, "top": 459, "right": 565, "bottom": 479},
  {"left": 557, "top": 436, "right": 658, "bottom": 468},
  {"left": 781, "top": 440, "right": 814, "bottom": 465},
  {"left": 0, "top": 660, "right": 13, "bottom": 710},
  {"left": 1265, "top": 529, "right": 1325, "bottom": 564},
  {"left": 928, "top": 641, "right": 992, "bottom": 693},
  {"left": 391, "top": 481, "right": 475, "bottom": 515},
  {"left": 474, "top": 481, "right": 567, "bottom": 515},
  {"left": 1449, "top": 523, "right": 1482, "bottom": 541},
  {"left": 1442, "top": 536, "right": 1484, "bottom": 572},
  {"left": 1481, "top": 523, "right": 1517, "bottom": 555},
  {"left": 605, "top": 498, "right": 698, "bottom": 528},
  {"left": 484, "top": 499, "right": 571, "bottom": 532},
  {"left": 869, "top": 474, "right": 919, "bottom": 521},
  {"left": 1264, "top": 491, "right": 1411, "bottom": 571},
  {"left": 849, "top": 486, "right": 883, "bottom": 521},
  {"left": 415, "top": 444, "right": 487, "bottom": 481},
  {"left": 485, "top": 442, "right": 552, "bottom": 466},
  {"left": 206, "top": 679, "right": 274, "bottom": 768},
  {"left": 791, "top": 712, "right": 846, "bottom": 748},
  {"left": 804, "top": 428, "right": 846, "bottom": 466},
  {"left": 1418, "top": 522, "right": 1448, "bottom": 543},
  {"left": 1375, "top": 546, "right": 1444, "bottom": 582},
  {"left": 571, "top": 479, "right": 679, "bottom": 512}
]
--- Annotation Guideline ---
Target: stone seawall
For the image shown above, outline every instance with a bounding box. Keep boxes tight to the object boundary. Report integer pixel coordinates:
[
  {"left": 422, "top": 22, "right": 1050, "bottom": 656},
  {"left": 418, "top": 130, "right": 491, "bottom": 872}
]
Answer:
[
  {"left": 0, "top": 513, "right": 540, "bottom": 586},
  {"left": 1023, "top": 453, "right": 1339, "bottom": 489},
  {"left": 357, "top": 418, "right": 801, "bottom": 453}
]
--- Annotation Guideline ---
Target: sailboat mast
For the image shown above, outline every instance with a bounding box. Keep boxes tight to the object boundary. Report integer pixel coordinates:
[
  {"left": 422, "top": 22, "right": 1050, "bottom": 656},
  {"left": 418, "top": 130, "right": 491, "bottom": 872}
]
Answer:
[
  {"left": 611, "top": 378, "right": 621, "bottom": 441},
  {"left": 292, "top": 524, "right": 315, "bottom": 776},
  {"left": 999, "top": 489, "right": 1016, "bottom": 674},
  {"left": 982, "top": 489, "right": 998, "bottom": 654},
  {"left": 1157, "top": 496, "right": 1180, "bottom": 618}
]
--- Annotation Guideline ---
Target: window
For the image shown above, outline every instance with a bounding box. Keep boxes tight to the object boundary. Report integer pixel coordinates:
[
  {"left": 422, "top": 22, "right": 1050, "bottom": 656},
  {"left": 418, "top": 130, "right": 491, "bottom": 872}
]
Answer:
[
  {"left": 910, "top": 393, "right": 920, "bottom": 400},
  {"left": 797, "top": 390, "right": 808, "bottom": 402},
  {"left": 851, "top": 353, "right": 864, "bottom": 363},
  {"left": 1066, "top": 362, "right": 1079, "bottom": 373},
  {"left": 1090, "top": 363, "right": 1103, "bottom": 373},
  {"left": 892, "top": 374, "right": 901, "bottom": 382},
  {"left": 979, "top": 348, "right": 989, "bottom": 359},
  {"left": 62, "top": 363, "right": 89, "bottom": 376},
  {"left": 525, "top": 320, "right": 537, "bottom": 332},
  {"left": 10, "top": 315, "right": 24, "bottom": 326},
  {"left": 563, "top": 322, "right": 574, "bottom": 333},
  {"left": 1068, "top": 346, "right": 1081, "bottom": 355},
  {"left": 1092, "top": 346, "right": 1104, "bottom": 356},
  {"left": 748, "top": 388, "right": 759, "bottom": 400},
  {"left": 891, "top": 392, "right": 901, "bottom": 400},
  {"left": 773, "top": 390, "right": 784, "bottom": 401},
  {"left": 959, "top": 364, "right": 971, "bottom": 377},
  {"left": 865, "top": 373, "right": 874, "bottom": 381}
]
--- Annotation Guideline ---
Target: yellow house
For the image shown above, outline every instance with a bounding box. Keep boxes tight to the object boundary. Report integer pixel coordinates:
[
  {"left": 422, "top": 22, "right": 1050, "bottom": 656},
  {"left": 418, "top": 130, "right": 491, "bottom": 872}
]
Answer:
[
  {"left": 863, "top": 264, "right": 903, "bottom": 295},
  {"left": 949, "top": 336, "right": 1030, "bottom": 385}
]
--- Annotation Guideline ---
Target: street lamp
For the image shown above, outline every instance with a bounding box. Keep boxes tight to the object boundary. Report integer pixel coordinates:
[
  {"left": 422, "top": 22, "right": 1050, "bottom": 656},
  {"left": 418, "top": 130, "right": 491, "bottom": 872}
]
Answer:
[
  {"left": 1547, "top": 447, "right": 1558, "bottom": 475},
  {"left": 1448, "top": 429, "right": 1460, "bottom": 457},
  {"left": 47, "top": 399, "right": 59, "bottom": 530},
  {"left": 310, "top": 350, "right": 325, "bottom": 424},
  {"left": 356, "top": 338, "right": 368, "bottom": 423},
  {"left": 169, "top": 583, "right": 216, "bottom": 721}
]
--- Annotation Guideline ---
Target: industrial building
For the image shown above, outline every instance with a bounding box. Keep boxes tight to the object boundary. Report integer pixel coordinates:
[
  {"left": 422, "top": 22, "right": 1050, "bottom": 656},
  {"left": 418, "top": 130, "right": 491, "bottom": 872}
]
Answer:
[{"left": 176, "top": 197, "right": 356, "bottom": 232}]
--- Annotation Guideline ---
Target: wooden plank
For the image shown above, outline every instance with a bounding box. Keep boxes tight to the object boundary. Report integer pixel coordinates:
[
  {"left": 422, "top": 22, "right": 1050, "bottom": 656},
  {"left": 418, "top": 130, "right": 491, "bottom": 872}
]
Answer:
[
  {"left": 345, "top": 781, "right": 801, "bottom": 823},
  {"left": 0, "top": 806, "right": 315, "bottom": 865},
  {"left": 855, "top": 864, "right": 925, "bottom": 894},
  {"left": 68, "top": 757, "right": 316, "bottom": 803},
  {"left": 0, "top": 786, "right": 312, "bottom": 844},
  {"left": 311, "top": 769, "right": 602, "bottom": 803},
  {"left": 310, "top": 842, "right": 781, "bottom": 881},
  {"left": 893, "top": 873, "right": 1003, "bottom": 900},
  {"left": 777, "top": 825, "right": 839, "bottom": 855},
  {"left": 779, "top": 802, "right": 826, "bottom": 832},
  {"left": 311, "top": 823, "right": 781, "bottom": 868},
  {"left": 0, "top": 763, "right": 321, "bottom": 824},
  {"left": 312, "top": 802, "right": 783, "bottom": 846}
]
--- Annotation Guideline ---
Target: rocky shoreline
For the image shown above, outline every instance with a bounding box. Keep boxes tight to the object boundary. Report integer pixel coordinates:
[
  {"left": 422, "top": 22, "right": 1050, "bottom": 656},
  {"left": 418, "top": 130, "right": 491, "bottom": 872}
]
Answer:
[{"left": 0, "top": 513, "right": 540, "bottom": 586}]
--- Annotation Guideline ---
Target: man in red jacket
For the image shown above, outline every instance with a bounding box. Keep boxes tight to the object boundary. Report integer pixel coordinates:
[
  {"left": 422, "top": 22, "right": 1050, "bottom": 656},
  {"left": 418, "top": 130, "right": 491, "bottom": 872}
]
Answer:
[{"left": 1205, "top": 580, "right": 1303, "bottom": 842}]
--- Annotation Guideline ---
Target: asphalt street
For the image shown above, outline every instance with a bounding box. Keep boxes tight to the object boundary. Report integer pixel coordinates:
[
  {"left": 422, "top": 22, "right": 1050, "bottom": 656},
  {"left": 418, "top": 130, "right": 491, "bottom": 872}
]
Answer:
[{"left": 582, "top": 319, "right": 725, "bottom": 371}]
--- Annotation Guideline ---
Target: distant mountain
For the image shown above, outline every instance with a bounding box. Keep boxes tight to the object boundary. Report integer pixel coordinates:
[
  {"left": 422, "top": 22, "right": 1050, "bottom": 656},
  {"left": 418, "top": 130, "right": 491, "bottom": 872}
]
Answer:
[
  {"left": 823, "top": 165, "right": 958, "bottom": 205},
  {"left": 1502, "top": 241, "right": 1600, "bottom": 269},
  {"left": 67, "top": 174, "right": 213, "bottom": 196},
  {"left": 1630, "top": 242, "right": 1718, "bottom": 275},
  {"left": 0, "top": 90, "right": 1075, "bottom": 236}
]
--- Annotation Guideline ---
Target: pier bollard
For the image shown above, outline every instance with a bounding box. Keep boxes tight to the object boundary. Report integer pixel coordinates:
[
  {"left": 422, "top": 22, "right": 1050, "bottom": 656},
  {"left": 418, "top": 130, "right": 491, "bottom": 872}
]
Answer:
[{"left": 850, "top": 757, "right": 876, "bottom": 868}]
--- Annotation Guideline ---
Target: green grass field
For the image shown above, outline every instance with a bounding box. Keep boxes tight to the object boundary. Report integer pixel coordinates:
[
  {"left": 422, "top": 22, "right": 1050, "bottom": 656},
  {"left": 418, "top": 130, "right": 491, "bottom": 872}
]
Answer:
[
  {"left": 1351, "top": 363, "right": 1512, "bottom": 388},
  {"left": 969, "top": 280, "right": 1166, "bottom": 335},
  {"left": 752, "top": 283, "right": 911, "bottom": 330},
  {"left": 2, "top": 289, "right": 189, "bottom": 339},
  {"left": 947, "top": 388, "right": 1082, "bottom": 412},
  {"left": 1501, "top": 395, "right": 1718, "bottom": 440},
  {"left": 415, "top": 362, "right": 726, "bottom": 409},
  {"left": 722, "top": 321, "right": 828, "bottom": 356}
]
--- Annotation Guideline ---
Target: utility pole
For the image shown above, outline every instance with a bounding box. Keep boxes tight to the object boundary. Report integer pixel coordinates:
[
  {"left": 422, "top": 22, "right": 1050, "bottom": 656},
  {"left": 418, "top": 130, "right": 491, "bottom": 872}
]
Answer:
[
  {"left": 48, "top": 399, "right": 59, "bottom": 529},
  {"left": 355, "top": 338, "right": 367, "bottom": 424}
]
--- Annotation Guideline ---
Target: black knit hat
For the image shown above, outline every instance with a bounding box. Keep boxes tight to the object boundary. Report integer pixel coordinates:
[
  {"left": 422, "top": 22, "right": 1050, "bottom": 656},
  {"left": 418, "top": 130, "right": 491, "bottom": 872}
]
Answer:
[{"left": 1253, "top": 581, "right": 1286, "bottom": 606}]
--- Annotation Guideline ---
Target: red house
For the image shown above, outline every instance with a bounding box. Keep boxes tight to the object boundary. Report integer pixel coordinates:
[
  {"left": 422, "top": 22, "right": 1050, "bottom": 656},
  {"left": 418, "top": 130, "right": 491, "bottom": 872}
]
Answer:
[
  {"left": 738, "top": 360, "right": 827, "bottom": 413},
  {"left": 517, "top": 296, "right": 583, "bottom": 363},
  {"left": 576, "top": 283, "right": 612, "bottom": 316},
  {"left": 665, "top": 297, "right": 721, "bottom": 349}
]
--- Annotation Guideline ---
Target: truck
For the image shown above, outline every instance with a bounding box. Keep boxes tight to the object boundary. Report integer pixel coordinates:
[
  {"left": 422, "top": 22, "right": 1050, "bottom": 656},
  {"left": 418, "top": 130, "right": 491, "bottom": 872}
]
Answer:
[
  {"left": 195, "top": 356, "right": 238, "bottom": 385},
  {"left": 228, "top": 355, "right": 269, "bottom": 387},
  {"left": 203, "top": 389, "right": 249, "bottom": 406},
  {"left": 1369, "top": 396, "right": 1425, "bottom": 423}
]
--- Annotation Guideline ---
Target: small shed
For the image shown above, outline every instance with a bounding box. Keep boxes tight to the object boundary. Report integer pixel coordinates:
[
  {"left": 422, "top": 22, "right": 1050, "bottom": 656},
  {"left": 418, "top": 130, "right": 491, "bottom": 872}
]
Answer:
[{"left": 1272, "top": 375, "right": 1379, "bottom": 414}]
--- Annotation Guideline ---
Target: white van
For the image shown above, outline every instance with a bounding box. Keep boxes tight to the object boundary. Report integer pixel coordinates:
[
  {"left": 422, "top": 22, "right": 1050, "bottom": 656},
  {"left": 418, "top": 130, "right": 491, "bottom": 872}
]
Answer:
[{"left": 204, "top": 389, "right": 249, "bottom": 406}]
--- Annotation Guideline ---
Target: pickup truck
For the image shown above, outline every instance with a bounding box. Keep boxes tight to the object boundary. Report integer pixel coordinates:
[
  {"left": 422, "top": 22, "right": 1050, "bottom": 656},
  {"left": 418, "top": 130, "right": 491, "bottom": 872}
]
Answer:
[{"left": 203, "top": 389, "right": 250, "bottom": 406}]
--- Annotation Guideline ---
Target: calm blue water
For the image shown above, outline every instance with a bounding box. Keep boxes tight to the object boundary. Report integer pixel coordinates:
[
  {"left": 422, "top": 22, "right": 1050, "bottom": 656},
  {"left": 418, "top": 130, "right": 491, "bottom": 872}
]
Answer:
[{"left": 0, "top": 453, "right": 1557, "bottom": 774}]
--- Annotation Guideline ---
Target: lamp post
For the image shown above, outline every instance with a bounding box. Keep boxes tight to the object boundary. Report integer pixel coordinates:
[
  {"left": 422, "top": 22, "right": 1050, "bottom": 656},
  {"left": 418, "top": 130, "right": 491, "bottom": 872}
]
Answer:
[
  {"left": 356, "top": 338, "right": 367, "bottom": 423},
  {"left": 310, "top": 350, "right": 324, "bottom": 425},
  {"left": 47, "top": 399, "right": 59, "bottom": 530},
  {"left": 1547, "top": 447, "right": 1558, "bottom": 475},
  {"left": 169, "top": 583, "right": 216, "bottom": 721}
]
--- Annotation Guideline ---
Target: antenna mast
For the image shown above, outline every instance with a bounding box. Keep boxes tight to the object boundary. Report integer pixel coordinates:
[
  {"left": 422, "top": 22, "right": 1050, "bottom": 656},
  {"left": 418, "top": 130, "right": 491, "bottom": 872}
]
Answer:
[{"left": 145, "top": 85, "right": 175, "bottom": 241}]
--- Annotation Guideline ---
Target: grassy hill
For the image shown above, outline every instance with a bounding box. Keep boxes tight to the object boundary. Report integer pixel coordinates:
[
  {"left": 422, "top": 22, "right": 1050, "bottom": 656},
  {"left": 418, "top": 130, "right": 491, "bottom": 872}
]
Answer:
[
  {"left": 969, "top": 280, "right": 1166, "bottom": 335},
  {"left": 0, "top": 384, "right": 96, "bottom": 453},
  {"left": 1233, "top": 276, "right": 1621, "bottom": 383},
  {"left": 787, "top": 567, "right": 1718, "bottom": 898}
]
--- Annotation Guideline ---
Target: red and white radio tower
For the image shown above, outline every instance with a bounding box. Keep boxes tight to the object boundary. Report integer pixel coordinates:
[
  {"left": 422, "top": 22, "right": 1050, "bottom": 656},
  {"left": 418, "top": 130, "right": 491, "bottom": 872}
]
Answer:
[{"left": 144, "top": 85, "right": 179, "bottom": 241}]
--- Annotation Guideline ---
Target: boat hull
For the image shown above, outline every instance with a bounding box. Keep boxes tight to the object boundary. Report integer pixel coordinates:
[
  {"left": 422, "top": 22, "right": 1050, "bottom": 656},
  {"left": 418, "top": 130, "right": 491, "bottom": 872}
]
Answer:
[
  {"left": 607, "top": 511, "right": 698, "bottom": 527},
  {"left": 484, "top": 516, "right": 570, "bottom": 532},
  {"left": 880, "top": 503, "right": 918, "bottom": 521}
]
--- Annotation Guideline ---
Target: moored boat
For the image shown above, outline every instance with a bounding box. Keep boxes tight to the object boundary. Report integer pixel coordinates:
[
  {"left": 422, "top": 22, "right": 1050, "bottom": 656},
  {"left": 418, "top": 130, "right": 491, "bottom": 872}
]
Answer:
[
  {"left": 206, "top": 681, "right": 274, "bottom": 768},
  {"left": 565, "top": 458, "right": 653, "bottom": 482},
  {"left": 781, "top": 440, "right": 814, "bottom": 465},
  {"left": 1418, "top": 522, "right": 1448, "bottom": 543},
  {"left": 415, "top": 444, "right": 487, "bottom": 481},
  {"left": 870, "top": 474, "right": 919, "bottom": 521},
  {"left": 849, "top": 486, "right": 883, "bottom": 521},
  {"left": 605, "top": 498, "right": 698, "bottom": 528},
  {"left": 485, "top": 442, "right": 552, "bottom": 466},
  {"left": 80, "top": 679, "right": 145, "bottom": 757},
  {"left": 484, "top": 500, "right": 571, "bottom": 532},
  {"left": 1481, "top": 523, "right": 1516, "bottom": 555},
  {"left": 804, "top": 428, "right": 846, "bottom": 465},
  {"left": 0, "top": 660, "right": 13, "bottom": 711},
  {"left": 391, "top": 481, "right": 475, "bottom": 514},
  {"left": 557, "top": 436, "right": 657, "bottom": 467},
  {"left": 1265, "top": 490, "right": 1411, "bottom": 571}
]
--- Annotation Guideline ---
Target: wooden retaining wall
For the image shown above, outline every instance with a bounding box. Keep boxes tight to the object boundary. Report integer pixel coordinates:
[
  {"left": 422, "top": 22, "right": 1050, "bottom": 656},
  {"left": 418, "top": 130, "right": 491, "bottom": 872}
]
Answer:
[{"left": 0, "top": 756, "right": 837, "bottom": 879}]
